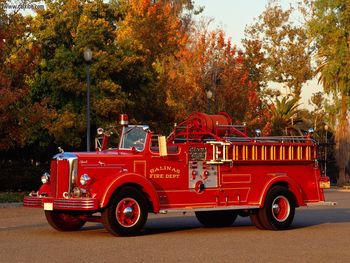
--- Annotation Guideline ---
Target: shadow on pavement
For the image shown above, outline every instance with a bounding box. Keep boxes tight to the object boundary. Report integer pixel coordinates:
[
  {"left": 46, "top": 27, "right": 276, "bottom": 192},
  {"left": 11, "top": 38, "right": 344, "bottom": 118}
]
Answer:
[
  {"left": 39, "top": 207, "right": 350, "bottom": 236},
  {"left": 293, "top": 208, "right": 350, "bottom": 228}
]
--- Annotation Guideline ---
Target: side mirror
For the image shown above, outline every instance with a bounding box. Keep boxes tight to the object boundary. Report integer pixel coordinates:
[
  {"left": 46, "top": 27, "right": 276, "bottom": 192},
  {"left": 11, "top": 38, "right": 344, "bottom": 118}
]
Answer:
[
  {"left": 255, "top": 129, "right": 261, "bottom": 137},
  {"left": 158, "top": 136, "right": 168, "bottom": 157},
  {"left": 95, "top": 128, "right": 104, "bottom": 151},
  {"left": 97, "top": 128, "right": 104, "bottom": 135},
  {"left": 95, "top": 128, "right": 110, "bottom": 151}
]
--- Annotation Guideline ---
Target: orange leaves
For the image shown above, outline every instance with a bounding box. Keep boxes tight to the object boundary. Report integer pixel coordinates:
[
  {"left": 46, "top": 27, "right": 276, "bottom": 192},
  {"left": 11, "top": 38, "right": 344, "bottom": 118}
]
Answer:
[
  {"left": 0, "top": 7, "right": 49, "bottom": 150},
  {"left": 158, "top": 25, "right": 263, "bottom": 124},
  {"left": 244, "top": 2, "right": 313, "bottom": 99},
  {"left": 0, "top": 87, "right": 23, "bottom": 111},
  {"left": 1, "top": 0, "right": 270, "bottom": 150},
  {"left": 47, "top": 109, "right": 82, "bottom": 147},
  {"left": 118, "top": 0, "right": 186, "bottom": 59},
  {"left": 0, "top": 85, "right": 54, "bottom": 150}
]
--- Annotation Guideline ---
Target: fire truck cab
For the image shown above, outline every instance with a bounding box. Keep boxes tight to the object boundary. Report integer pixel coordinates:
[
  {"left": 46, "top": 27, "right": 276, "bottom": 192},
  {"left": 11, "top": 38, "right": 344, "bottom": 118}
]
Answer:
[{"left": 24, "top": 112, "right": 333, "bottom": 236}]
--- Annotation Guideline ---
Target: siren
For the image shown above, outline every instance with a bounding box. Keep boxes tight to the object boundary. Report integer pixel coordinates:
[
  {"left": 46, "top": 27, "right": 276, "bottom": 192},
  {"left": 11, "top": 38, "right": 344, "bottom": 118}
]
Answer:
[{"left": 119, "top": 114, "right": 129, "bottom": 126}]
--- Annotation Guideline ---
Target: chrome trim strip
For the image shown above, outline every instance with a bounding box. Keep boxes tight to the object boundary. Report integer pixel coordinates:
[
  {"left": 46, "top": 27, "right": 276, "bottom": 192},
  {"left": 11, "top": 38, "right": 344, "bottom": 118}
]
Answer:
[
  {"left": 53, "top": 198, "right": 99, "bottom": 210},
  {"left": 68, "top": 158, "right": 77, "bottom": 198},
  {"left": 53, "top": 152, "right": 77, "bottom": 160},
  {"left": 159, "top": 205, "right": 260, "bottom": 214},
  {"left": 23, "top": 196, "right": 43, "bottom": 207}
]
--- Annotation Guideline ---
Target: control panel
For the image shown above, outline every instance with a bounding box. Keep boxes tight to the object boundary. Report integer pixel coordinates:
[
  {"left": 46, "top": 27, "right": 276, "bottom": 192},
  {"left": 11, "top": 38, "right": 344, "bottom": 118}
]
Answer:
[{"left": 189, "top": 160, "right": 218, "bottom": 193}]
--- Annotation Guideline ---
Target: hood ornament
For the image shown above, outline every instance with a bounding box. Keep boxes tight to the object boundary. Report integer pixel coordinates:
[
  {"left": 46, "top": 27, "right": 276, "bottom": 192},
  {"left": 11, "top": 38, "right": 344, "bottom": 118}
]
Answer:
[{"left": 58, "top": 147, "right": 64, "bottom": 154}]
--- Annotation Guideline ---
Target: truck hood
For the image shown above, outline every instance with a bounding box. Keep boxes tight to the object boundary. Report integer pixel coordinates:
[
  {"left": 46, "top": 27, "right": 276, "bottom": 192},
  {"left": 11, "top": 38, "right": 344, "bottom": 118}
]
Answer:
[{"left": 74, "top": 149, "right": 140, "bottom": 158}]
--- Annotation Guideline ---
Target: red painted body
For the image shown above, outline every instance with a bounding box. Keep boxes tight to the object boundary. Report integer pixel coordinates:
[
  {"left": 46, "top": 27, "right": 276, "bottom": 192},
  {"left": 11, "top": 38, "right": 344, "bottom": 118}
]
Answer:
[{"left": 24, "top": 112, "right": 331, "bottom": 234}]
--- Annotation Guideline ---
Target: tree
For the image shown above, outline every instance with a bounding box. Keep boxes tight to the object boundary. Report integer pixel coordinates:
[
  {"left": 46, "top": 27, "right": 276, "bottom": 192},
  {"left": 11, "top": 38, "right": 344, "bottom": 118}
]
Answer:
[
  {"left": 243, "top": 1, "right": 313, "bottom": 99},
  {"left": 159, "top": 24, "right": 263, "bottom": 130},
  {"left": 0, "top": 0, "right": 52, "bottom": 151},
  {"left": 115, "top": 0, "right": 193, "bottom": 131},
  {"left": 30, "top": 0, "right": 128, "bottom": 148},
  {"left": 305, "top": 0, "right": 350, "bottom": 185},
  {"left": 309, "top": 91, "right": 326, "bottom": 131},
  {"left": 29, "top": 0, "right": 198, "bottom": 146},
  {"left": 269, "top": 96, "right": 304, "bottom": 136}
]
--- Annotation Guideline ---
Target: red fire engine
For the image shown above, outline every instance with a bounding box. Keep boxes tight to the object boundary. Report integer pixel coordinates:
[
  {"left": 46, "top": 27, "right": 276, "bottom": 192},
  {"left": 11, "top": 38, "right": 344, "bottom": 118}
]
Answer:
[{"left": 24, "top": 112, "right": 333, "bottom": 236}]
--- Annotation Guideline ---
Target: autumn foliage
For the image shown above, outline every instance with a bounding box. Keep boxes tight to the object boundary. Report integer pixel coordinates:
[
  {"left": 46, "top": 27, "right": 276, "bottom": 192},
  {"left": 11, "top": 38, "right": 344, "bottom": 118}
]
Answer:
[
  {"left": 0, "top": 6, "right": 53, "bottom": 151},
  {"left": 162, "top": 28, "right": 261, "bottom": 128},
  {"left": 1, "top": 0, "right": 348, "bottom": 187},
  {"left": 0, "top": 0, "right": 269, "bottom": 154}
]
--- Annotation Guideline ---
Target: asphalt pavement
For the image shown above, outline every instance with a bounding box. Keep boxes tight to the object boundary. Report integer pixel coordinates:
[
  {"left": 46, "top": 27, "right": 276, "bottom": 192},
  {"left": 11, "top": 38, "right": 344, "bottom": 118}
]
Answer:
[{"left": 0, "top": 189, "right": 350, "bottom": 263}]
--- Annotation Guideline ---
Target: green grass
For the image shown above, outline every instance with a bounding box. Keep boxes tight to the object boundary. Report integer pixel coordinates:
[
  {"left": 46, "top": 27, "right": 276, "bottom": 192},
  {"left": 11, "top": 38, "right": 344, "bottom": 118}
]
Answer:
[{"left": 0, "top": 192, "right": 28, "bottom": 203}]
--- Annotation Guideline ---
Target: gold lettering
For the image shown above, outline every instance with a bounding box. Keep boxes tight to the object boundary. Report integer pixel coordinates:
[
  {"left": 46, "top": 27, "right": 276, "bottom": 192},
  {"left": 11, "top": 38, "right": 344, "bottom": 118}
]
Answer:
[
  {"left": 149, "top": 166, "right": 181, "bottom": 179},
  {"left": 149, "top": 174, "right": 164, "bottom": 179},
  {"left": 165, "top": 174, "right": 179, "bottom": 179}
]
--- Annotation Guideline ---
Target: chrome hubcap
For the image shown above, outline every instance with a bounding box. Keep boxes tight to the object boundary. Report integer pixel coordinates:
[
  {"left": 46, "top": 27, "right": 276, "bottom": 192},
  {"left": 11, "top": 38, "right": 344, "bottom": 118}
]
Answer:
[
  {"left": 123, "top": 207, "right": 133, "bottom": 218},
  {"left": 271, "top": 196, "right": 290, "bottom": 222},
  {"left": 116, "top": 198, "right": 140, "bottom": 228}
]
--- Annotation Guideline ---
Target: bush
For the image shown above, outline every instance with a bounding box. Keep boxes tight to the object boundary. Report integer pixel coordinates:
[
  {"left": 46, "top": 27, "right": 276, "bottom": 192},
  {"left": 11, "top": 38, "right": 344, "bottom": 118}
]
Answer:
[
  {"left": 0, "top": 160, "right": 48, "bottom": 191},
  {"left": 0, "top": 192, "right": 28, "bottom": 203}
]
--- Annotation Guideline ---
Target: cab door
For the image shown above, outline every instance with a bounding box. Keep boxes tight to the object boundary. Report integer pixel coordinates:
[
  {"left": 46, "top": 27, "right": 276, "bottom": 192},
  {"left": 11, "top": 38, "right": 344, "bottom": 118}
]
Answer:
[{"left": 147, "top": 136, "right": 188, "bottom": 208}]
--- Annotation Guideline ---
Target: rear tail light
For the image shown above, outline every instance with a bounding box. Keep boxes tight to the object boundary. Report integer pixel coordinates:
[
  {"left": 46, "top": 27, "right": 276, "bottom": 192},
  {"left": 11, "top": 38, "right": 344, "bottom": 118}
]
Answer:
[{"left": 319, "top": 176, "right": 330, "bottom": 189}]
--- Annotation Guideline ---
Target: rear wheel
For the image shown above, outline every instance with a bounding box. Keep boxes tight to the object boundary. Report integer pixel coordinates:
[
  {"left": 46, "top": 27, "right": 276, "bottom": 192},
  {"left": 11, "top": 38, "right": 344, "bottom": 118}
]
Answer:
[
  {"left": 45, "top": 211, "right": 86, "bottom": 231},
  {"left": 195, "top": 210, "right": 238, "bottom": 227},
  {"left": 257, "top": 186, "right": 295, "bottom": 230},
  {"left": 101, "top": 187, "right": 148, "bottom": 236},
  {"left": 250, "top": 212, "right": 265, "bottom": 229}
]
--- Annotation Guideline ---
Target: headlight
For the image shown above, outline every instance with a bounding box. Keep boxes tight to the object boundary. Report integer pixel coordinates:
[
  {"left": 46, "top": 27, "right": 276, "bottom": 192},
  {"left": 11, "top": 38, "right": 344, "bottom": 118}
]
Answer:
[
  {"left": 80, "top": 174, "right": 91, "bottom": 186},
  {"left": 73, "top": 187, "right": 82, "bottom": 197},
  {"left": 41, "top": 172, "right": 50, "bottom": 184}
]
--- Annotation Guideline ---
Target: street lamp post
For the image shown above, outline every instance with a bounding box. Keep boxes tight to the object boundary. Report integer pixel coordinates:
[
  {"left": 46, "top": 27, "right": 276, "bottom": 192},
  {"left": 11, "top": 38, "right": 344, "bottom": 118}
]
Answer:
[
  {"left": 84, "top": 48, "right": 92, "bottom": 152},
  {"left": 206, "top": 89, "right": 213, "bottom": 114},
  {"left": 324, "top": 124, "right": 329, "bottom": 176}
]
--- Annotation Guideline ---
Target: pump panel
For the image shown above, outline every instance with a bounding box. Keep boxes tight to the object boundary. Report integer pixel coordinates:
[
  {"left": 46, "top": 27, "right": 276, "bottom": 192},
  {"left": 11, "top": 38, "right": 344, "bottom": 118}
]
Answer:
[{"left": 189, "top": 161, "right": 218, "bottom": 192}]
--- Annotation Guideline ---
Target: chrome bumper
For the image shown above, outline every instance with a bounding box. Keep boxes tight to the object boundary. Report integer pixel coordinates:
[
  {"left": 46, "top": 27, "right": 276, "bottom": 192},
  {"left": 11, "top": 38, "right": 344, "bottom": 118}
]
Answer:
[
  {"left": 23, "top": 196, "right": 43, "bottom": 208},
  {"left": 23, "top": 196, "right": 99, "bottom": 211}
]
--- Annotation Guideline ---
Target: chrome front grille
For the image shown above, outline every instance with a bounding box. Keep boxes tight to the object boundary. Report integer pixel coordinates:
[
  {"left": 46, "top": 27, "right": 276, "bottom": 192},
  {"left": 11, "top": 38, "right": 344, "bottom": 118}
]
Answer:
[
  {"left": 52, "top": 153, "right": 78, "bottom": 198},
  {"left": 50, "top": 160, "right": 58, "bottom": 197}
]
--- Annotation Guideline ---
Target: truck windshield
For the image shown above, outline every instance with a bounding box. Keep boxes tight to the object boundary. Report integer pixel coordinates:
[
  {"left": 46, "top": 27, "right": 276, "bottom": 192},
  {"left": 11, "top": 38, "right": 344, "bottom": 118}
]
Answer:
[{"left": 119, "top": 126, "right": 148, "bottom": 151}]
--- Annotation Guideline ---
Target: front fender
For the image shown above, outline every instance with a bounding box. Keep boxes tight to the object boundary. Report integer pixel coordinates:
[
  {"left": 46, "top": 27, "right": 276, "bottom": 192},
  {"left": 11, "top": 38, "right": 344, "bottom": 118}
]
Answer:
[
  {"left": 259, "top": 173, "right": 305, "bottom": 207},
  {"left": 39, "top": 183, "right": 51, "bottom": 195},
  {"left": 100, "top": 173, "right": 160, "bottom": 213}
]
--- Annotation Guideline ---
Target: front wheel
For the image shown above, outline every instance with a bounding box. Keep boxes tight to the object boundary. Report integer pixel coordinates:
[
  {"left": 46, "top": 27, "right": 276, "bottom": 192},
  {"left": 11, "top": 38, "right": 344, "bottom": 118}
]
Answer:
[
  {"left": 257, "top": 186, "right": 295, "bottom": 230},
  {"left": 45, "top": 211, "right": 86, "bottom": 231},
  {"left": 195, "top": 210, "right": 238, "bottom": 227},
  {"left": 101, "top": 187, "right": 148, "bottom": 236}
]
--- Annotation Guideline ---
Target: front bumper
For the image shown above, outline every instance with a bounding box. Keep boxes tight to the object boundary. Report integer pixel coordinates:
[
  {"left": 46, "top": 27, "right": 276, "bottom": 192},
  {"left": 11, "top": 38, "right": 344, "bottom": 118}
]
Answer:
[
  {"left": 23, "top": 196, "right": 99, "bottom": 211},
  {"left": 23, "top": 196, "right": 43, "bottom": 208}
]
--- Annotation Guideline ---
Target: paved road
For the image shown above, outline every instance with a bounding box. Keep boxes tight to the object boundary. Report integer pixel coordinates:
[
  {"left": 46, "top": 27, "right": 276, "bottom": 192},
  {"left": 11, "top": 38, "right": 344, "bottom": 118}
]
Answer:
[{"left": 1, "top": 190, "right": 350, "bottom": 263}]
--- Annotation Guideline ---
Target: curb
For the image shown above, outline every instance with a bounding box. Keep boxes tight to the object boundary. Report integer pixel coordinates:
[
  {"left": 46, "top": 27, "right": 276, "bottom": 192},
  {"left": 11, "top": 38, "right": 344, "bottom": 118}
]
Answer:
[
  {"left": 0, "top": 202, "right": 23, "bottom": 208},
  {"left": 326, "top": 187, "right": 350, "bottom": 193}
]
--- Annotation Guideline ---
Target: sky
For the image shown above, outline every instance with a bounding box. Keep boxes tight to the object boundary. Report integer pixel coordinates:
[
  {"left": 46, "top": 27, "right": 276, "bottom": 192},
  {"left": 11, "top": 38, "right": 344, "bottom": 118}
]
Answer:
[
  {"left": 195, "top": 0, "right": 322, "bottom": 110},
  {"left": 195, "top": 0, "right": 298, "bottom": 48}
]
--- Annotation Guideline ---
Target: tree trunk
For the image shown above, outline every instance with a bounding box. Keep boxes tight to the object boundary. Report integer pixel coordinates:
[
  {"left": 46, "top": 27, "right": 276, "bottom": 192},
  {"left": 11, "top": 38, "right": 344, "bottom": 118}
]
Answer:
[{"left": 336, "top": 93, "right": 350, "bottom": 186}]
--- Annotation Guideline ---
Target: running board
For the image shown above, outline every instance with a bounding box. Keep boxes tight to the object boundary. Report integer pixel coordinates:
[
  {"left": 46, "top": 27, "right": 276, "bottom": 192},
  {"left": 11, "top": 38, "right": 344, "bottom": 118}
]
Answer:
[
  {"left": 159, "top": 205, "right": 260, "bottom": 214},
  {"left": 306, "top": 201, "right": 337, "bottom": 207}
]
